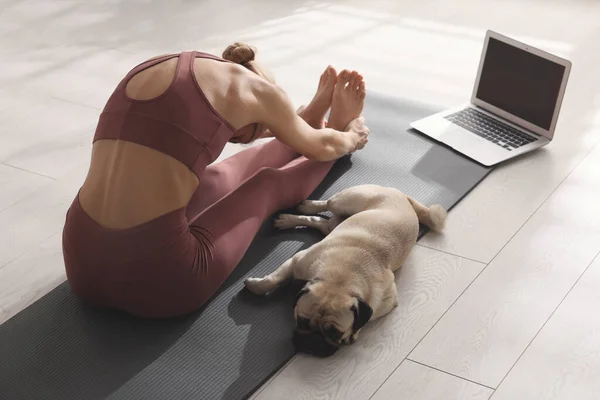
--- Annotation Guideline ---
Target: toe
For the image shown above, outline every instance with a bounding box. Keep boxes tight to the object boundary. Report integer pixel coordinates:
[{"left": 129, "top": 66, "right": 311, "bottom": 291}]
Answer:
[
  {"left": 274, "top": 214, "right": 296, "bottom": 229},
  {"left": 348, "top": 71, "right": 358, "bottom": 91},
  {"left": 245, "top": 277, "right": 274, "bottom": 296},
  {"left": 327, "top": 65, "right": 338, "bottom": 85},
  {"left": 318, "top": 70, "right": 327, "bottom": 88},
  {"left": 356, "top": 74, "right": 364, "bottom": 89},
  {"left": 358, "top": 81, "right": 366, "bottom": 99},
  {"left": 244, "top": 278, "right": 263, "bottom": 294},
  {"left": 338, "top": 69, "right": 352, "bottom": 88}
]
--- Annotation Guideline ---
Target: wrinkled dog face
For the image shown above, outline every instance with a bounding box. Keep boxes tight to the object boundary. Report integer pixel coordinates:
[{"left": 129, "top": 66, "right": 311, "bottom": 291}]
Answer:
[{"left": 291, "top": 279, "right": 373, "bottom": 357}]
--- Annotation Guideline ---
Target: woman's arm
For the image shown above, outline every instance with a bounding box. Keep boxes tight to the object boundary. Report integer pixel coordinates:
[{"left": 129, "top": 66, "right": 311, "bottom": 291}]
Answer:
[
  {"left": 244, "top": 79, "right": 366, "bottom": 162},
  {"left": 257, "top": 105, "right": 310, "bottom": 140}
]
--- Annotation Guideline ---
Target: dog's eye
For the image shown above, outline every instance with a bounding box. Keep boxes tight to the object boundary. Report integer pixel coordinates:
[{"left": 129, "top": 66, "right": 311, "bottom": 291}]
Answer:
[{"left": 296, "top": 317, "right": 311, "bottom": 331}]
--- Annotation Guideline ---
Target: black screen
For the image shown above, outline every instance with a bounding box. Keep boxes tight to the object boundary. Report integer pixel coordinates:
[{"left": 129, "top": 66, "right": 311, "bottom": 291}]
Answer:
[{"left": 476, "top": 37, "right": 565, "bottom": 130}]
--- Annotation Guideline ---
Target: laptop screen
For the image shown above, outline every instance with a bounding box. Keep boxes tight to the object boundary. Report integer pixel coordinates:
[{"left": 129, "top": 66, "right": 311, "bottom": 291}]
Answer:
[{"left": 475, "top": 37, "right": 566, "bottom": 130}]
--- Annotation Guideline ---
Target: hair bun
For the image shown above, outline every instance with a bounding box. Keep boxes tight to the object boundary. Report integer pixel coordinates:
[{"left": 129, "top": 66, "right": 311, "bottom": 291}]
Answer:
[{"left": 222, "top": 42, "right": 256, "bottom": 64}]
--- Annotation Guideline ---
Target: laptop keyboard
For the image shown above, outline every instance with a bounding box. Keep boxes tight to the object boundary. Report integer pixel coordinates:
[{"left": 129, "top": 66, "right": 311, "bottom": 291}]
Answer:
[{"left": 444, "top": 108, "right": 537, "bottom": 151}]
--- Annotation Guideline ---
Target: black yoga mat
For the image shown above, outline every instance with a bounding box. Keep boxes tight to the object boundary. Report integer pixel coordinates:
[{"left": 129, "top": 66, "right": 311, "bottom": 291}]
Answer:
[{"left": 0, "top": 93, "right": 492, "bottom": 400}]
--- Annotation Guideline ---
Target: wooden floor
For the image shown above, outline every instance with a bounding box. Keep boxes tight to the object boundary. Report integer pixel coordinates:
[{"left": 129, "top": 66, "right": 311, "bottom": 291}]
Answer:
[{"left": 1, "top": 0, "right": 600, "bottom": 399}]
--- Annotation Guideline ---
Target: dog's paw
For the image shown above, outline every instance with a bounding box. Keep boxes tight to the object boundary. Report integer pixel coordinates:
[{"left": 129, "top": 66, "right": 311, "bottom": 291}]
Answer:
[
  {"left": 273, "top": 214, "right": 298, "bottom": 230},
  {"left": 297, "top": 200, "right": 325, "bottom": 215},
  {"left": 244, "top": 277, "right": 271, "bottom": 295},
  {"left": 342, "top": 330, "right": 360, "bottom": 345},
  {"left": 297, "top": 201, "right": 313, "bottom": 214}
]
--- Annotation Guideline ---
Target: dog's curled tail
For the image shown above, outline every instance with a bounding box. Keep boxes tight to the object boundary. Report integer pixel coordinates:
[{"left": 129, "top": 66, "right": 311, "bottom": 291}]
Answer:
[{"left": 407, "top": 197, "right": 448, "bottom": 232}]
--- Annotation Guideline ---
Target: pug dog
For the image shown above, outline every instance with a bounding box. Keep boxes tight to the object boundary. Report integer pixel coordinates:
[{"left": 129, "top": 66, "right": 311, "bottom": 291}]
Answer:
[{"left": 244, "top": 184, "right": 447, "bottom": 357}]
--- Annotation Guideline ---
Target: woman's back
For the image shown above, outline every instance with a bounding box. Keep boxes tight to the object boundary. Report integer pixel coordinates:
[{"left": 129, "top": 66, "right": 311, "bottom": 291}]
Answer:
[{"left": 78, "top": 53, "right": 250, "bottom": 229}]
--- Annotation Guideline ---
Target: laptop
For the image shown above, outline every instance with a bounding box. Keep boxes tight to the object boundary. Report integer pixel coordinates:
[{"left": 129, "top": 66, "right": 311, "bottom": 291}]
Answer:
[{"left": 410, "top": 30, "right": 572, "bottom": 167}]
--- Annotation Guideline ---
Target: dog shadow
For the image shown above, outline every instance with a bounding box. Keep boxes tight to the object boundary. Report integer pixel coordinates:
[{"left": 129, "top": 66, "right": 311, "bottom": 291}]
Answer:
[
  {"left": 224, "top": 272, "right": 324, "bottom": 400},
  {"left": 223, "top": 275, "right": 302, "bottom": 400}
]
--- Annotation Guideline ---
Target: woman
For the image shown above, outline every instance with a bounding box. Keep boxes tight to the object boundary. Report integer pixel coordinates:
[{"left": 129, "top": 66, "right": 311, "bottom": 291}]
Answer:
[{"left": 62, "top": 43, "right": 369, "bottom": 318}]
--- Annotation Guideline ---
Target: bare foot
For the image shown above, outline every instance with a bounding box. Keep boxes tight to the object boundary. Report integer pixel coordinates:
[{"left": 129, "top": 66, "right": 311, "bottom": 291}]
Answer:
[
  {"left": 327, "top": 70, "right": 366, "bottom": 131},
  {"left": 345, "top": 116, "right": 369, "bottom": 151},
  {"left": 299, "top": 66, "right": 337, "bottom": 128}
]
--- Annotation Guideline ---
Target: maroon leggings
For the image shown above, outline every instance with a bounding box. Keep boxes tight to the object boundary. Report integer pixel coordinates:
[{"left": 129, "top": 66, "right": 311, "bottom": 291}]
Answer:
[
  {"left": 63, "top": 138, "right": 334, "bottom": 318},
  {"left": 186, "top": 137, "right": 335, "bottom": 288}
]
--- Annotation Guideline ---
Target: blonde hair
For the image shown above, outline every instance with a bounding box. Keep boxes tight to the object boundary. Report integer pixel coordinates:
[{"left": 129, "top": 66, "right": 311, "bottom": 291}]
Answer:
[{"left": 222, "top": 42, "right": 275, "bottom": 84}]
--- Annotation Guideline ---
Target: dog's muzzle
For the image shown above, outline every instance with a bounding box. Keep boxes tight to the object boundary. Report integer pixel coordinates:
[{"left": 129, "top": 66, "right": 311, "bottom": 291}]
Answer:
[{"left": 292, "top": 330, "right": 340, "bottom": 358}]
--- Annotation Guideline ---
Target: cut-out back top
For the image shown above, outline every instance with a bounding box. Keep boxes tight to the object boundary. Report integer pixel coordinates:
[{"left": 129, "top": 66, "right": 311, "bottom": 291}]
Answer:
[{"left": 93, "top": 51, "right": 240, "bottom": 177}]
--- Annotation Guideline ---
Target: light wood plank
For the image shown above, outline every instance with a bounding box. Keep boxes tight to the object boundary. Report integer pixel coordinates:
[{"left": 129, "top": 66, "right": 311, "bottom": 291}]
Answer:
[
  {"left": 0, "top": 163, "right": 87, "bottom": 269},
  {"left": 492, "top": 253, "right": 600, "bottom": 400},
  {"left": 371, "top": 360, "right": 493, "bottom": 400},
  {"left": 248, "top": 358, "right": 296, "bottom": 400},
  {"left": 0, "top": 89, "right": 97, "bottom": 142},
  {"left": 0, "top": 45, "right": 144, "bottom": 109},
  {"left": 0, "top": 163, "right": 52, "bottom": 213},
  {"left": 2, "top": 131, "right": 93, "bottom": 180},
  {"left": 0, "top": 233, "right": 65, "bottom": 324},
  {"left": 254, "top": 246, "right": 486, "bottom": 400},
  {"left": 410, "top": 139, "right": 600, "bottom": 388},
  {"left": 0, "top": 90, "right": 97, "bottom": 178}
]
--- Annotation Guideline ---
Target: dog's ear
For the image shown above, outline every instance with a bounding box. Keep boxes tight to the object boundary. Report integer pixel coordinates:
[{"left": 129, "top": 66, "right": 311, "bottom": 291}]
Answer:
[
  {"left": 292, "top": 279, "right": 310, "bottom": 306},
  {"left": 351, "top": 298, "right": 373, "bottom": 332}
]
